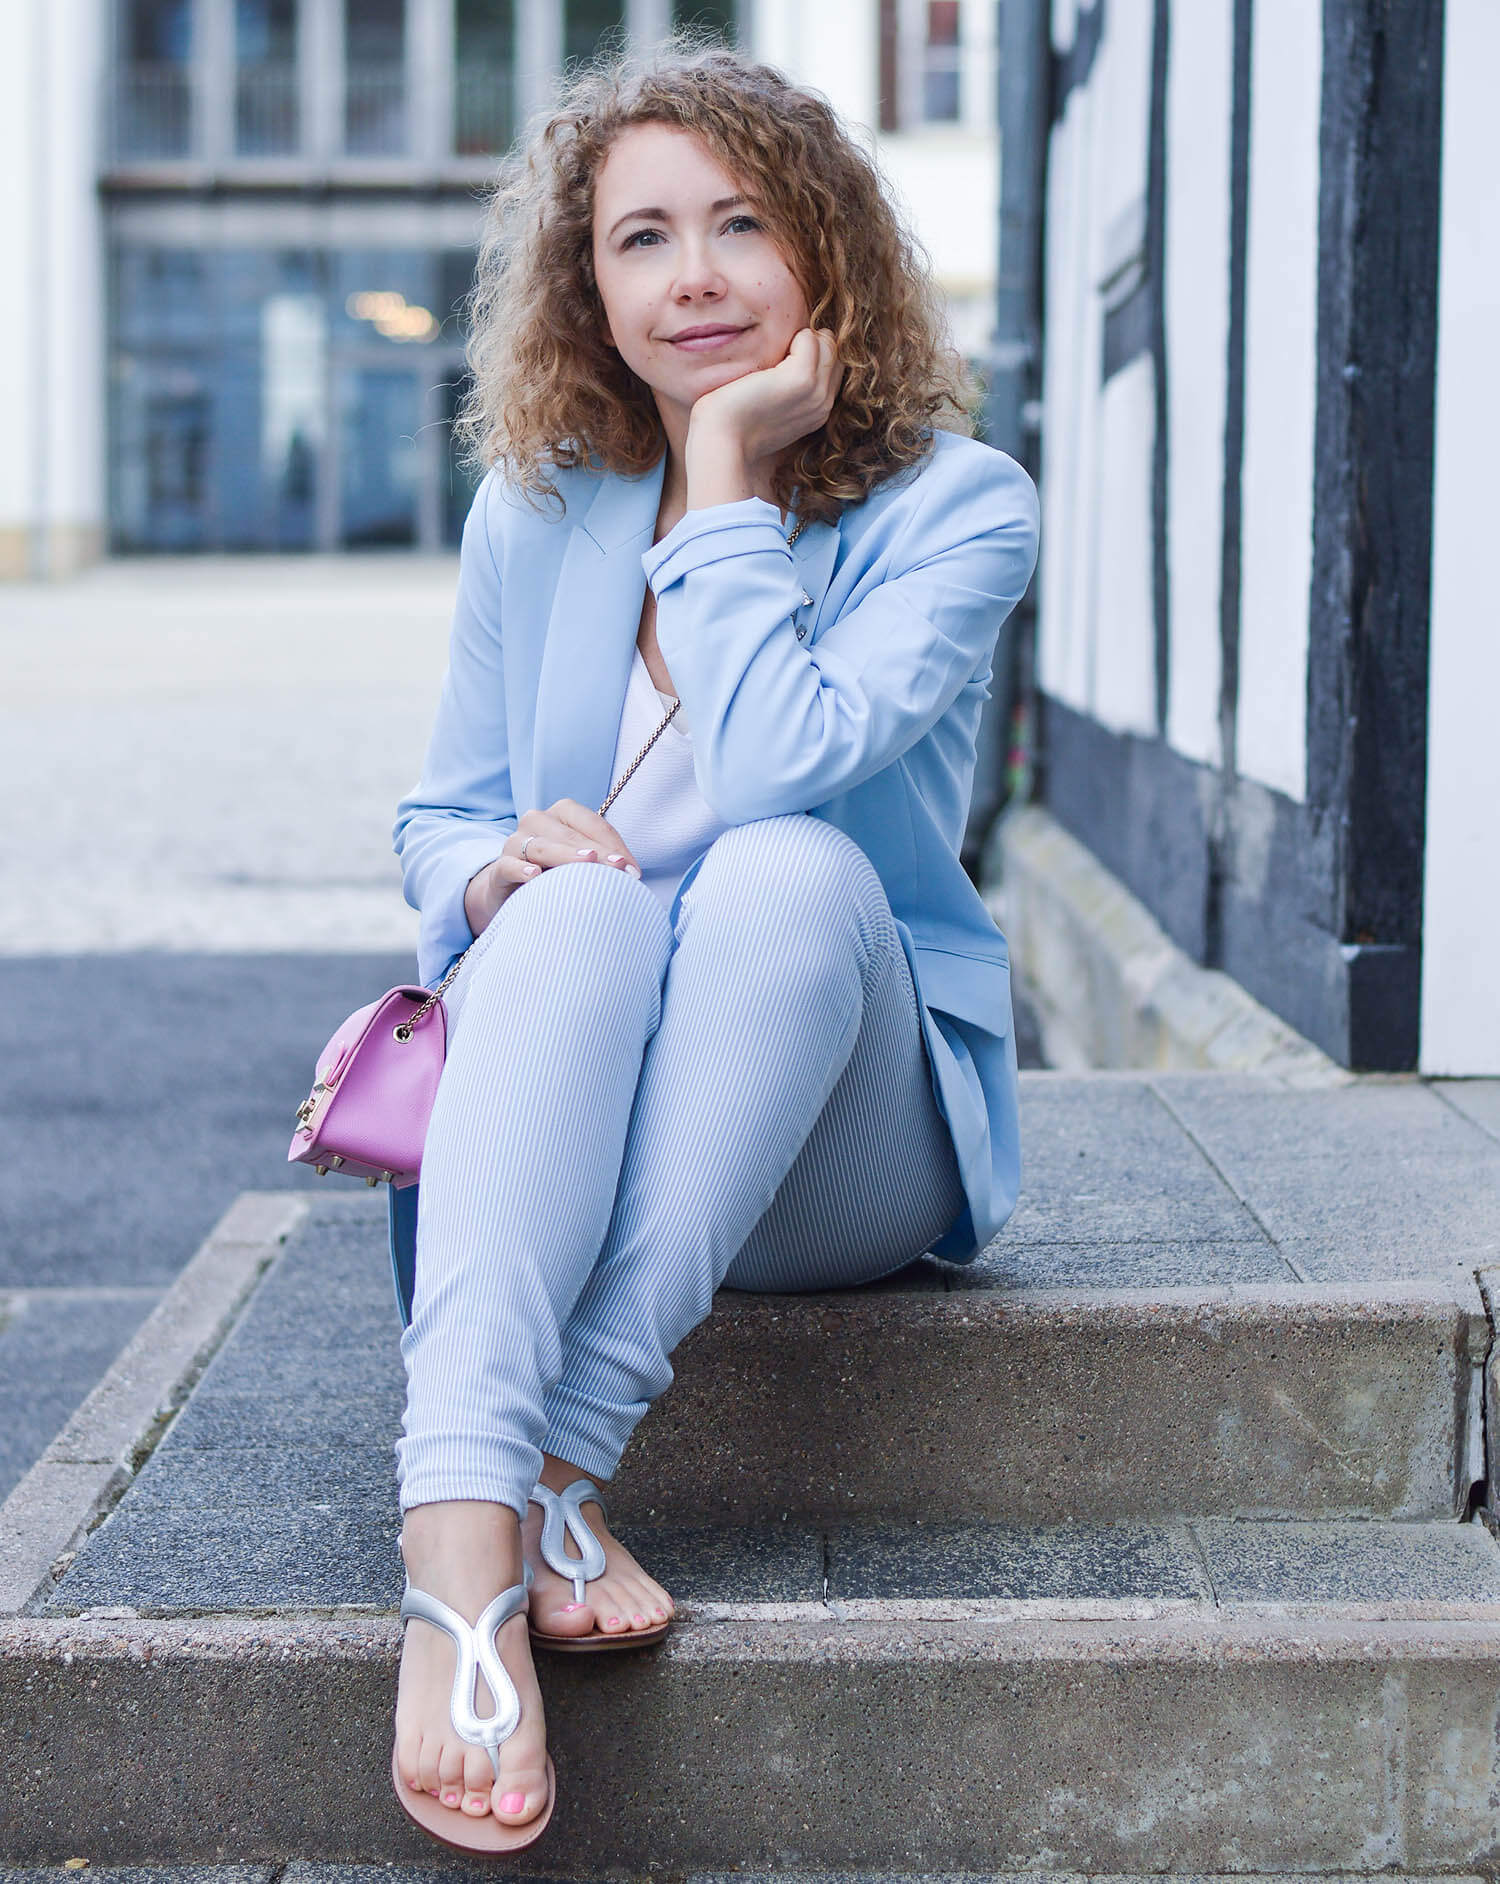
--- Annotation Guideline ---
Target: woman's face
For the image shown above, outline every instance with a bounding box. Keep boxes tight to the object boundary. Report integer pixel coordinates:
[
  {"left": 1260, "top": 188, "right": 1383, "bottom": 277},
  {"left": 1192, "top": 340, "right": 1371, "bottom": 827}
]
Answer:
[{"left": 590, "top": 122, "right": 812, "bottom": 437}]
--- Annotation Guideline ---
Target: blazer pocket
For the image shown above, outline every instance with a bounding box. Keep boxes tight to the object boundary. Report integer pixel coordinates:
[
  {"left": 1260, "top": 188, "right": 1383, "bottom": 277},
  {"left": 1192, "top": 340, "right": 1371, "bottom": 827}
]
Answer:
[{"left": 912, "top": 944, "right": 1013, "bottom": 1041}]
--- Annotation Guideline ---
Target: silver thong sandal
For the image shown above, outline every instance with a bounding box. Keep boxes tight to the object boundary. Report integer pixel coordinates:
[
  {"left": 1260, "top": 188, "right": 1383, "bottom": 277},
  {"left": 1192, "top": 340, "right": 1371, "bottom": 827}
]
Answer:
[
  {"left": 391, "top": 1552, "right": 556, "bottom": 1853},
  {"left": 527, "top": 1476, "right": 672, "bottom": 1652}
]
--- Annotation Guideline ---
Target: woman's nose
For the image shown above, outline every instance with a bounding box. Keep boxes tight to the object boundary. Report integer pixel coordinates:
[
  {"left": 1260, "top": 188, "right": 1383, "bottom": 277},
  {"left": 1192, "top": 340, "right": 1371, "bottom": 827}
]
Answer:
[{"left": 670, "top": 243, "right": 728, "bottom": 301}]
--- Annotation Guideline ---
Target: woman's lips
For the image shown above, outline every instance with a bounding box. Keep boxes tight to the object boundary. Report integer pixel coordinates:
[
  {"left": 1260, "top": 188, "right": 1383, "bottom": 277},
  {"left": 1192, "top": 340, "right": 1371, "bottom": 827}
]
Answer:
[{"left": 669, "top": 326, "right": 749, "bottom": 352}]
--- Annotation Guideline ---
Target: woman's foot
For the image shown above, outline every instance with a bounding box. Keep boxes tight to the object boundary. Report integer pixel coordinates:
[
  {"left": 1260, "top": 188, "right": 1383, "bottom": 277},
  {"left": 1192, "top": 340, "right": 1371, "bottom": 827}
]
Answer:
[
  {"left": 523, "top": 1457, "right": 676, "bottom": 1640},
  {"left": 394, "top": 1499, "right": 550, "bottom": 1828}
]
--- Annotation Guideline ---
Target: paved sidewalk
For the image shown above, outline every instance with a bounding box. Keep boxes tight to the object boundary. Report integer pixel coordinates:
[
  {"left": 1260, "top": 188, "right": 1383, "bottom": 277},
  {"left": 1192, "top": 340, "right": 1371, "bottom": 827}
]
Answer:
[{"left": 2, "top": 555, "right": 456, "bottom": 956}]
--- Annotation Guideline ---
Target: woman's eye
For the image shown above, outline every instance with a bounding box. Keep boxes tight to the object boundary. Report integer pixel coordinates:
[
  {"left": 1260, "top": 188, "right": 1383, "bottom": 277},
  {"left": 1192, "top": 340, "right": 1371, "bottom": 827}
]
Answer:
[
  {"left": 622, "top": 215, "right": 759, "bottom": 251},
  {"left": 623, "top": 229, "right": 661, "bottom": 249}
]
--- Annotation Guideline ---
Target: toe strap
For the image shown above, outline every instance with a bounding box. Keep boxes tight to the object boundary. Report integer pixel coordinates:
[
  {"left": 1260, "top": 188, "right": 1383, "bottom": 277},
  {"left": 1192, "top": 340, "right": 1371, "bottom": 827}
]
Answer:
[
  {"left": 400, "top": 1579, "right": 529, "bottom": 1786},
  {"left": 530, "top": 1478, "right": 608, "bottom": 1603}
]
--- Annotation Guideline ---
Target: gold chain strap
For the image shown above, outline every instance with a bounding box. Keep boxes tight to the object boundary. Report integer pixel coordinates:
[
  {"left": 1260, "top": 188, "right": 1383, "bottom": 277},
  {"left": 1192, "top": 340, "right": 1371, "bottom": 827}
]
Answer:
[{"left": 396, "top": 513, "right": 809, "bottom": 1040}]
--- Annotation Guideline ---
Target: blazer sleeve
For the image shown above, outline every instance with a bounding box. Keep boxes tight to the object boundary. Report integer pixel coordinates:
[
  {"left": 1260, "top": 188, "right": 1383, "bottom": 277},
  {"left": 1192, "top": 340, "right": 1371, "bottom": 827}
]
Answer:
[
  {"left": 393, "top": 470, "right": 520, "bottom": 986},
  {"left": 642, "top": 441, "right": 1040, "bottom": 823}
]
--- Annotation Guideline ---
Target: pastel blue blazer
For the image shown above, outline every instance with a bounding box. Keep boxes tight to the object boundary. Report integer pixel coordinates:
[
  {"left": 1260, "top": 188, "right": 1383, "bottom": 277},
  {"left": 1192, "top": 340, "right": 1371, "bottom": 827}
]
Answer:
[{"left": 393, "top": 426, "right": 1040, "bottom": 1264}]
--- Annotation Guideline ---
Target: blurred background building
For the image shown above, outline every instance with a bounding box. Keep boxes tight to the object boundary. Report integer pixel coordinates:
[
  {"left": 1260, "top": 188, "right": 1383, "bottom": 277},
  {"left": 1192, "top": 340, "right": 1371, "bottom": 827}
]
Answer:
[{"left": 0, "top": 0, "right": 1001, "bottom": 568}]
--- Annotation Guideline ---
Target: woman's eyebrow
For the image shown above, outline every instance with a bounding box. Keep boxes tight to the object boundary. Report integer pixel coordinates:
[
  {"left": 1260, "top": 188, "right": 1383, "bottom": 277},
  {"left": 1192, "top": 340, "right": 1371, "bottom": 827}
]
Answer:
[{"left": 606, "top": 195, "right": 748, "bottom": 240}]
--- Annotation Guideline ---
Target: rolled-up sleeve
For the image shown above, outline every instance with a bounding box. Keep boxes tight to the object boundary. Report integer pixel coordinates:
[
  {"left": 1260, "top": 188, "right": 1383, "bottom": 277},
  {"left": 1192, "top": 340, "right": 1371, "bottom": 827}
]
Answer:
[
  {"left": 393, "top": 471, "right": 519, "bottom": 986},
  {"left": 642, "top": 445, "right": 1040, "bottom": 823}
]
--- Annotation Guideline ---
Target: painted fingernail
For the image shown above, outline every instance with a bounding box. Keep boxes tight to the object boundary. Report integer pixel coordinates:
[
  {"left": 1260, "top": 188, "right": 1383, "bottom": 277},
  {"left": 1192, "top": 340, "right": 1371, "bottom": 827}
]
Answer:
[
  {"left": 576, "top": 847, "right": 596, "bottom": 858},
  {"left": 626, "top": 864, "right": 641, "bottom": 879},
  {"left": 500, "top": 1792, "right": 526, "bottom": 1813},
  {"left": 524, "top": 863, "right": 540, "bottom": 875},
  {"left": 607, "top": 853, "right": 624, "bottom": 863}
]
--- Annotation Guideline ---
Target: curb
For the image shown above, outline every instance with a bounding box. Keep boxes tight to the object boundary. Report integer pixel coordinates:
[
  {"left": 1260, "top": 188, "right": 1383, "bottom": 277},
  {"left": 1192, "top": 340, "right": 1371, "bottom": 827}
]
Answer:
[
  {"left": 984, "top": 805, "right": 1343, "bottom": 1083},
  {"left": 0, "top": 1191, "right": 308, "bottom": 1616}
]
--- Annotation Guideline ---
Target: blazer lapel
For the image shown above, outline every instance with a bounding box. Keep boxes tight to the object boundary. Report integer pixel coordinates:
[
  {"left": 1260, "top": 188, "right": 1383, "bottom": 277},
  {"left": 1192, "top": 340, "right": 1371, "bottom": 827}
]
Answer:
[{"left": 531, "top": 454, "right": 666, "bottom": 816}]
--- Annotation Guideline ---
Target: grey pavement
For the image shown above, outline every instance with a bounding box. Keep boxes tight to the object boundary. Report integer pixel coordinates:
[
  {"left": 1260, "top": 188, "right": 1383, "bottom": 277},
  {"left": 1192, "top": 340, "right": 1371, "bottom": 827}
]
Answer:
[{"left": 0, "top": 555, "right": 1043, "bottom": 1506}]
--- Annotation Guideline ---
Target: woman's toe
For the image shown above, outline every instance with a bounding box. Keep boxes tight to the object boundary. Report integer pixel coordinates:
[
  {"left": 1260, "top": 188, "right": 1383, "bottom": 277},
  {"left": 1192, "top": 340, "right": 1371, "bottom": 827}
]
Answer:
[
  {"left": 534, "top": 1595, "right": 596, "bottom": 1636},
  {"left": 461, "top": 1789, "right": 491, "bottom": 1816},
  {"left": 492, "top": 1769, "right": 549, "bottom": 1825}
]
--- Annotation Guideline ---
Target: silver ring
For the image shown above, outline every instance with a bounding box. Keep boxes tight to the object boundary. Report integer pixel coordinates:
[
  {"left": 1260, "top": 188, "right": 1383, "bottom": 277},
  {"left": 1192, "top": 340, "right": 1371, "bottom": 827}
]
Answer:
[{"left": 519, "top": 834, "right": 535, "bottom": 862}]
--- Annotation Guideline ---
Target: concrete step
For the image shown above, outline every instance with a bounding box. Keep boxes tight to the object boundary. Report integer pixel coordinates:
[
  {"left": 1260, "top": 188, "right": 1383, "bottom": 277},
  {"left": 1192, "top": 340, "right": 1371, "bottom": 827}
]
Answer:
[
  {"left": 79, "top": 1193, "right": 1488, "bottom": 1527},
  {"left": 7, "top": 1514, "right": 1500, "bottom": 1870}
]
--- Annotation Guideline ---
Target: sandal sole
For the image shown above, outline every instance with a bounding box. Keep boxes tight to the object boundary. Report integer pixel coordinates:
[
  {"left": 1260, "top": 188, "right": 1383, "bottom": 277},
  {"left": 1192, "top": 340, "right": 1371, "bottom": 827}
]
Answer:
[
  {"left": 391, "top": 1746, "right": 555, "bottom": 1853},
  {"left": 529, "top": 1618, "right": 672, "bottom": 1653}
]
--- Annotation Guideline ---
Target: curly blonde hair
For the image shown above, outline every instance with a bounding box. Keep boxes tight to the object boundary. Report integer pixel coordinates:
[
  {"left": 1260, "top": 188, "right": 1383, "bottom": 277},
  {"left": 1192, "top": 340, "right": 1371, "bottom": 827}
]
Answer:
[{"left": 455, "top": 30, "right": 980, "bottom": 527}]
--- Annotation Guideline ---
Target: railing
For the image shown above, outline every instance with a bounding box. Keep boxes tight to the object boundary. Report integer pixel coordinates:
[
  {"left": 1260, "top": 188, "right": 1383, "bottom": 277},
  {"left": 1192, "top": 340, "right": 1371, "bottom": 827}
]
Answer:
[
  {"left": 344, "top": 63, "right": 407, "bottom": 157},
  {"left": 236, "top": 63, "right": 300, "bottom": 157},
  {"left": 113, "top": 64, "right": 193, "bottom": 161},
  {"left": 454, "top": 63, "right": 513, "bottom": 156}
]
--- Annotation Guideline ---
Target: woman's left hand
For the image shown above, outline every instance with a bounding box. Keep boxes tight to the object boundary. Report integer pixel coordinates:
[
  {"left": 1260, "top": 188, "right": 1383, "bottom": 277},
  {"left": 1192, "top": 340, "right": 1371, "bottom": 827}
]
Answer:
[{"left": 686, "top": 327, "right": 844, "bottom": 474}]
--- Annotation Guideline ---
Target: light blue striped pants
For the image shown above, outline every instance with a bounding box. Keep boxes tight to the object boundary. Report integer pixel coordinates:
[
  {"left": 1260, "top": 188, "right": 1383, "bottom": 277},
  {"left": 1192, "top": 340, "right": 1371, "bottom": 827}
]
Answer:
[{"left": 395, "top": 812, "right": 966, "bottom": 1520}]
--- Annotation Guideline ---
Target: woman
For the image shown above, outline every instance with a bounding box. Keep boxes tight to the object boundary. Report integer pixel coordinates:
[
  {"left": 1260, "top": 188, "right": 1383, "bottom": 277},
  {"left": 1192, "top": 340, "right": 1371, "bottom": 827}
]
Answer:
[{"left": 388, "top": 35, "right": 1039, "bottom": 1855}]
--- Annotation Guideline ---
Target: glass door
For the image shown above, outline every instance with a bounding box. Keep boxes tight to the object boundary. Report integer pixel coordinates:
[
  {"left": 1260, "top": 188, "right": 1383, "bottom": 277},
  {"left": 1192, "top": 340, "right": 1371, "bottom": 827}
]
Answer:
[{"left": 337, "top": 362, "right": 422, "bottom": 547}]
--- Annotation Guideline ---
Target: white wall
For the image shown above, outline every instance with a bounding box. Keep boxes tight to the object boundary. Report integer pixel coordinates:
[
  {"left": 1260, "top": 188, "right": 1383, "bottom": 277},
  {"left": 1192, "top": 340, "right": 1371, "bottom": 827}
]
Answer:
[
  {"left": 1163, "top": 0, "right": 1233, "bottom": 769},
  {"left": 0, "top": 0, "right": 106, "bottom": 578},
  {"left": 1036, "top": 0, "right": 1155, "bottom": 737},
  {"left": 1037, "top": 70, "right": 1101, "bottom": 712},
  {"left": 1234, "top": 0, "right": 1321, "bottom": 801},
  {"left": 1419, "top": 0, "right": 1500, "bottom": 1076}
]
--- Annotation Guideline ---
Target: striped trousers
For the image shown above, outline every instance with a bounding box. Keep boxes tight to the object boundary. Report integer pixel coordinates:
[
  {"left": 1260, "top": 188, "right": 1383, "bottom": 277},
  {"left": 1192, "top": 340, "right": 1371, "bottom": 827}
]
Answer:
[{"left": 395, "top": 811, "right": 966, "bottom": 1519}]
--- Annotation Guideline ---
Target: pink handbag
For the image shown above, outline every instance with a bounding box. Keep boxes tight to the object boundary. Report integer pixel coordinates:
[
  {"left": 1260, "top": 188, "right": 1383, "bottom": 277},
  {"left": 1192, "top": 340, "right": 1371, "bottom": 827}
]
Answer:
[{"left": 287, "top": 987, "right": 447, "bottom": 1187}]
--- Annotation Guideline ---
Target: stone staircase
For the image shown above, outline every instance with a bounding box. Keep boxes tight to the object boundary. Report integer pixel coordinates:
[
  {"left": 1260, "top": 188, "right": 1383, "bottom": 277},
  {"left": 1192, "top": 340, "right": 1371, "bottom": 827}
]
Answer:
[{"left": 4, "top": 1071, "right": 1500, "bottom": 1873}]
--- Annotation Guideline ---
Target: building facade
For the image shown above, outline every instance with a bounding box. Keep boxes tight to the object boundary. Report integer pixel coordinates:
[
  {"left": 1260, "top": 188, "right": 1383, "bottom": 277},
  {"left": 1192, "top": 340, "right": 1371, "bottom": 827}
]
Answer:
[
  {"left": 1030, "top": 0, "right": 1499, "bottom": 1074},
  {"left": 0, "top": 0, "right": 1000, "bottom": 571}
]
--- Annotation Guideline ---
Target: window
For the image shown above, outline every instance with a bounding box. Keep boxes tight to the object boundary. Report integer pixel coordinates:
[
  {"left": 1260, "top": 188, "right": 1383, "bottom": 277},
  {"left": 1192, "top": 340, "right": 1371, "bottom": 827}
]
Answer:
[
  {"left": 879, "top": 0, "right": 970, "bottom": 131},
  {"left": 564, "top": 0, "right": 623, "bottom": 71},
  {"left": 672, "top": 2, "right": 737, "bottom": 41},
  {"left": 236, "top": 0, "right": 299, "bottom": 156},
  {"left": 923, "top": 1, "right": 961, "bottom": 123},
  {"left": 455, "top": 0, "right": 514, "bottom": 155},
  {"left": 345, "top": 0, "right": 407, "bottom": 154},
  {"left": 116, "top": 0, "right": 193, "bottom": 157}
]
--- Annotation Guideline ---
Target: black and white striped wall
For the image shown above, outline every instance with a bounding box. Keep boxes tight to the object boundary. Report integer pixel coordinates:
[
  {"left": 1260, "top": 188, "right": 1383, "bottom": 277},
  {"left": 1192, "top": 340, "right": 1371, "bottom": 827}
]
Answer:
[{"left": 1032, "top": 0, "right": 1497, "bottom": 1073}]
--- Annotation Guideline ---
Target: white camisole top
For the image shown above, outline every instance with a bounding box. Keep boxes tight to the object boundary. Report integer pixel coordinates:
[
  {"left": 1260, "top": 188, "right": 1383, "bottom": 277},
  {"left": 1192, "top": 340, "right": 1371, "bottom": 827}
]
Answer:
[{"left": 603, "top": 645, "right": 731, "bottom": 917}]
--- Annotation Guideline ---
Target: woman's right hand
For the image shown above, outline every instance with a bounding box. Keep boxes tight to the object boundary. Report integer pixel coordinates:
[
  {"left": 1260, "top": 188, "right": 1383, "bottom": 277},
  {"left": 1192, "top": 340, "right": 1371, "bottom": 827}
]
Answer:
[{"left": 463, "top": 799, "right": 643, "bottom": 939}]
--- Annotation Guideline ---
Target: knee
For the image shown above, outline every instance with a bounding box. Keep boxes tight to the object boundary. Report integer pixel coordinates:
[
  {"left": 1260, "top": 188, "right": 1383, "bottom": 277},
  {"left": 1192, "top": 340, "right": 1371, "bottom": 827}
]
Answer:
[
  {"left": 692, "top": 815, "right": 891, "bottom": 947},
  {"left": 475, "top": 859, "right": 673, "bottom": 987}
]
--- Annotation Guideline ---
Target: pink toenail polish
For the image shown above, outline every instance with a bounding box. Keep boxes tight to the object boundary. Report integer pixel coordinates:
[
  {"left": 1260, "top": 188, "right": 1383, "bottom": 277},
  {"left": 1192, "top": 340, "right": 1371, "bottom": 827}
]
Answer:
[
  {"left": 562, "top": 1602, "right": 583, "bottom": 1612},
  {"left": 443, "top": 1792, "right": 459, "bottom": 1805},
  {"left": 500, "top": 1792, "right": 525, "bottom": 1813},
  {"left": 607, "top": 1616, "right": 621, "bottom": 1626}
]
